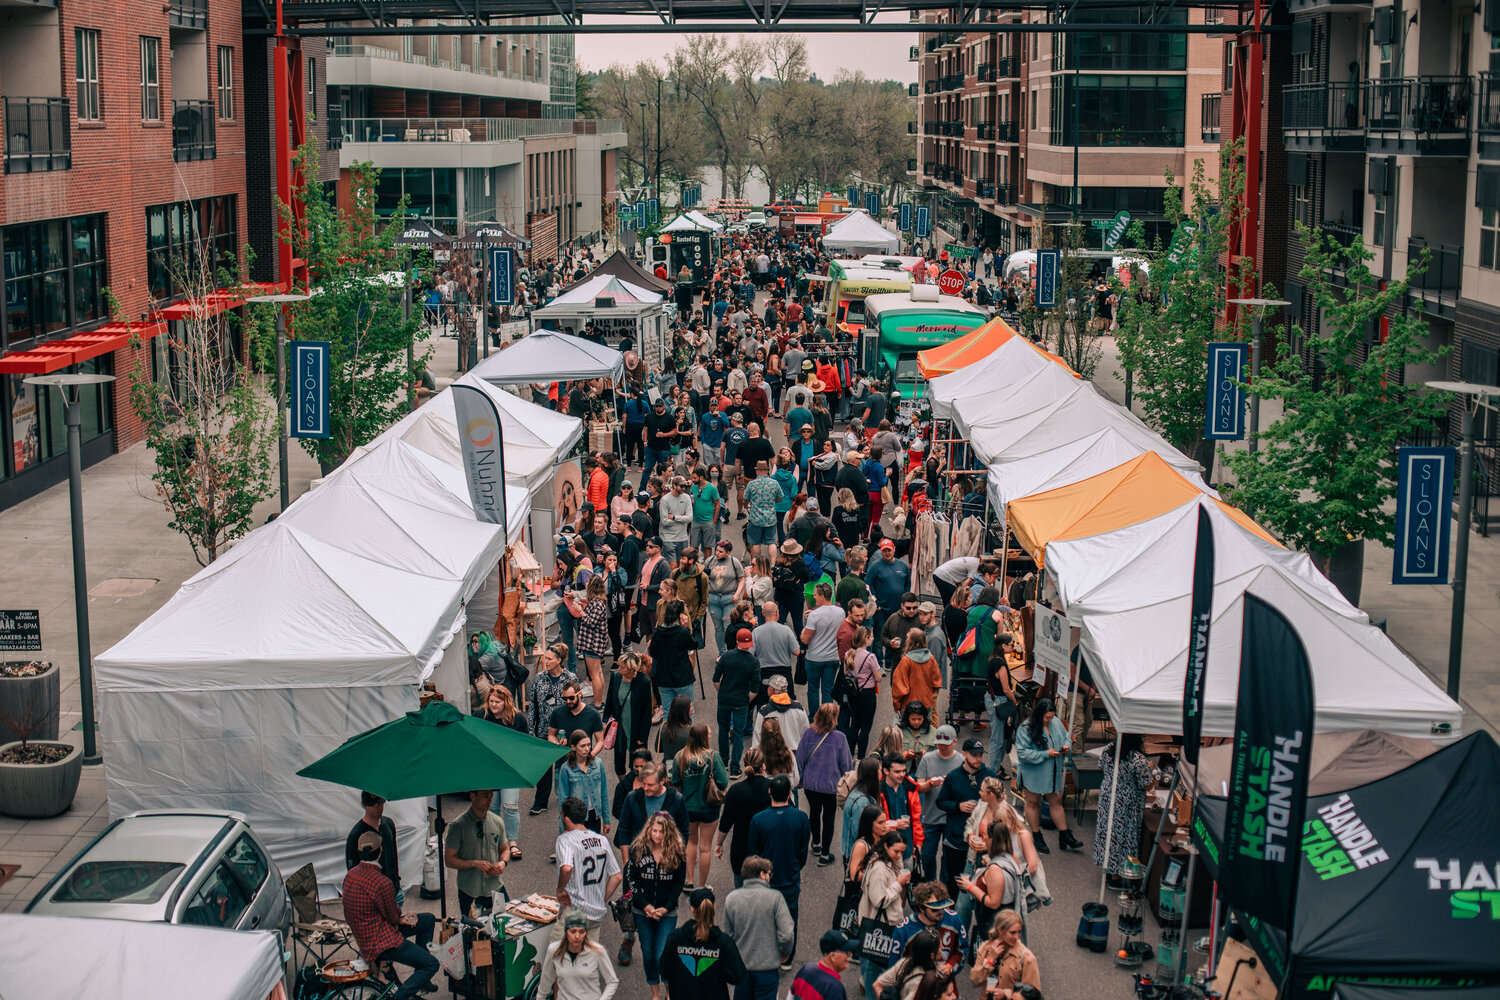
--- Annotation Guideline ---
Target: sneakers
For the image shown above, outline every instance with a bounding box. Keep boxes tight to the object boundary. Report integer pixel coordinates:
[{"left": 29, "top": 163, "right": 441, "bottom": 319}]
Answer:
[
  {"left": 617, "top": 939, "right": 635, "bottom": 967},
  {"left": 1058, "top": 829, "right": 1085, "bottom": 852},
  {"left": 779, "top": 960, "right": 794, "bottom": 972},
  {"left": 529, "top": 806, "right": 547, "bottom": 817},
  {"left": 1032, "top": 830, "right": 1050, "bottom": 855},
  {"left": 818, "top": 852, "right": 835, "bottom": 867}
]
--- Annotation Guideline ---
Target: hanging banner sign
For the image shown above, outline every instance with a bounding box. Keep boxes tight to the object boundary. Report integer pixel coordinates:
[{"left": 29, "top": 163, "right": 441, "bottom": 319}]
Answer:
[
  {"left": 634, "top": 202, "right": 648, "bottom": 229},
  {"left": 1392, "top": 446, "right": 1456, "bottom": 585},
  {"left": 647, "top": 198, "right": 660, "bottom": 223},
  {"left": 1220, "top": 594, "right": 1315, "bottom": 930},
  {"left": 1182, "top": 506, "right": 1215, "bottom": 766},
  {"left": 866, "top": 191, "right": 881, "bottom": 216},
  {"left": 847, "top": 185, "right": 860, "bottom": 205},
  {"left": 488, "top": 247, "right": 516, "bottom": 306},
  {"left": 451, "top": 384, "right": 508, "bottom": 531},
  {"left": 1103, "top": 210, "right": 1132, "bottom": 250},
  {"left": 289, "top": 341, "right": 331, "bottom": 439},
  {"left": 1204, "top": 342, "right": 1249, "bottom": 440},
  {"left": 915, "top": 206, "right": 931, "bottom": 238},
  {"left": 1036, "top": 249, "right": 1060, "bottom": 307},
  {"left": 899, "top": 203, "right": 913, "bottom": 233}
]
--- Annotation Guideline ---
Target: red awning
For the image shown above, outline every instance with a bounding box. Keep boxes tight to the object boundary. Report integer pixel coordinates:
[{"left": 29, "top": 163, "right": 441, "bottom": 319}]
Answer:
[
  {"left": 0, "top": 321, "right": 165, "bottom": 375},
  {"left": 151, "top": 281, "right": 285, "bottom": 322}
]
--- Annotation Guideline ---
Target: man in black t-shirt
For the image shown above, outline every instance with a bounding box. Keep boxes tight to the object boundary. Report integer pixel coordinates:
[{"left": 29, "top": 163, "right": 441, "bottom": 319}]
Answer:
[
  {"left": 736, "top": 424, "right": 776, "bottom": 487},
  {"left": 643, "top": 398, "right": 678, "bottom": 475},
  {"left": 344, "top": 791, "right": 402, "bottom": 901},
  {"left": 548, "top": 679, "right": 605, "bottom": 744}
]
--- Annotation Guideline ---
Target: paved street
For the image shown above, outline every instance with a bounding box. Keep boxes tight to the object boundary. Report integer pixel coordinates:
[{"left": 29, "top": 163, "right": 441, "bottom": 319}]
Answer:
[{"left": 0, "top": 310, "right": 1495, "bottom": 1000}]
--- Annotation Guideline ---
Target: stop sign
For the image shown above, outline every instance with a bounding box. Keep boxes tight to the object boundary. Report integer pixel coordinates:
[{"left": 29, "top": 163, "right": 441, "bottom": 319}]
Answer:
[{"left": 937, "top": 269, "right": 966, "bottom": 296}]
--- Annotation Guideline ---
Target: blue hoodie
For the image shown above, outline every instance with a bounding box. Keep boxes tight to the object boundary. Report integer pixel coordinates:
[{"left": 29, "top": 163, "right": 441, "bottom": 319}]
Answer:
[{"left": 866, "top": 555, "right": 911, "bottom": 612}]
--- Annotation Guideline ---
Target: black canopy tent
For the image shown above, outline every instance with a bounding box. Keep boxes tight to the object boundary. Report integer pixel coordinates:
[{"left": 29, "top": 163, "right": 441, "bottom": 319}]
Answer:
[
  {"left": 450, "top": 219, "right": 531, "bottom": 251},
  {"left": 566, "top": 249, "right": 674, "bottom": 296},
  {"left": 1193, "top": 732, "right": 1500, "bottom": 999}
]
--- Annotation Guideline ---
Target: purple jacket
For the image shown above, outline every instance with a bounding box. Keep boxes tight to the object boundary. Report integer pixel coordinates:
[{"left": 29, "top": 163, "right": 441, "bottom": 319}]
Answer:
[{"left": 795, "top": 726, "right": 854, "bottom": 795}]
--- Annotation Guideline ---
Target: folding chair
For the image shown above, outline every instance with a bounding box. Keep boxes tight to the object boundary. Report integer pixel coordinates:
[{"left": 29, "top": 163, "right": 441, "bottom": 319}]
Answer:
[{"left": 287, "top": 863, "right": 356, "bottom": 971}]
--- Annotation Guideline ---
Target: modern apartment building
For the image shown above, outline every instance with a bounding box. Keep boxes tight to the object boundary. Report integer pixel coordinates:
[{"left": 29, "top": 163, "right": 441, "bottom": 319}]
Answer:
[
  {"left": 324, "top": 20, "right": 626, "bottom": 257},
  {"left": 1278, "top": 0, "right": 1497, "bottom": 522},
  {"left": 909, "top": 9, "right": 1224, "bottom": 254}
]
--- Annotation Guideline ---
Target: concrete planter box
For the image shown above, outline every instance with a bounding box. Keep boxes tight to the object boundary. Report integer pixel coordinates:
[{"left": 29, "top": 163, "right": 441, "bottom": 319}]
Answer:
[
  {"left": 0, "top": 662, "right": 59, "bottom": 744},
  {"left": 0, "top": 741, "right": 83, "bottom": 818}
]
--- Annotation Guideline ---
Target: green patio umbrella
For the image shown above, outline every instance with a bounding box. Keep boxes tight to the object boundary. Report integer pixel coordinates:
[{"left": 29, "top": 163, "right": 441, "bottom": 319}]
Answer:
[{"left": 297, "top": 700, "right": 565, "bottom": 801}]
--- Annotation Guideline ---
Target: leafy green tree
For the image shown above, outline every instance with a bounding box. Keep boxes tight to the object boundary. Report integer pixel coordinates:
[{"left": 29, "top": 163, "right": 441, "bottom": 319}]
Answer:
[
  {"left": 1222, "top": 227, "right": 1447, "bottom": 566},
  {"left": 574, "top": 63, "right": 601, "bottom": 119},
  {"left": 279, "top": 144, "right": 428, "bottom": 472},
  {"left": 1113, "top": 142, "right": 1255, "bottom": 470},
  {"left": 121, "top": 251, "right": 277, "bottom": 565}
]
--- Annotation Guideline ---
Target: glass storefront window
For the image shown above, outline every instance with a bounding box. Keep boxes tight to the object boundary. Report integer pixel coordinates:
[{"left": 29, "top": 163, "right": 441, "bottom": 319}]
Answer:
[
  {"left": 145, "top": 195, "right": 237, "bottom": 303},
  {"left": 1, "top": 214, "right": 109, "bottom": 350}
]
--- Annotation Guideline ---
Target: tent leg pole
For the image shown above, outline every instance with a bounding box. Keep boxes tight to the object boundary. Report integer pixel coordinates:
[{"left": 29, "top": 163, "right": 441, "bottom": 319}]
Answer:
[
  {"left": 435, "top": 800, "right": 449, "bottom": 920},
  {"left": 1207, "top": 886, "right": 1224, "bottom": 982},
  {"left": 1139, "top": 762, "right": 1182, "bottom": 897},
  {"left": 1097, "top": 730, "right": 1124, "bottom": 905},
  {"left": 1176, "top": 847, "right": 1198, "bottom": 982}
]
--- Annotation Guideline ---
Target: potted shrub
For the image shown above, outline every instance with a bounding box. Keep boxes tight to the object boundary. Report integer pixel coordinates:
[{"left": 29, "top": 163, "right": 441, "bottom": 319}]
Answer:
[
  {"left": 0, "top": 689, "right": 82, "bottom": 818},
  {"left": 0, "top": 660, "right": 59, "bottom": 744}
]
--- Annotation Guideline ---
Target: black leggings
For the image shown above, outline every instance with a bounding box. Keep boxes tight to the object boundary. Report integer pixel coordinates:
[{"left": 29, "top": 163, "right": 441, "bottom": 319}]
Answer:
[
  {"left": 805, "top": 789, "right": 837, "bottom": 852},
  {"left": 847, "top": 688, "right": 879, "bottom": 758}
]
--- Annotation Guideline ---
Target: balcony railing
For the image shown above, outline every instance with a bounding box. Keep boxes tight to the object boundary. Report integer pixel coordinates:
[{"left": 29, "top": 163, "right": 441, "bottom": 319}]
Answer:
[
  {"left": 925, "top": 80, "right": 939, "bottom": 94},
  {"left": 908, "top": 121, "right": 918, "bottom": 135},
  {"left": 924, "top": 122, "right": 939, "bottom": 136},
  {"left": 573, "top": 119, "right": 625, "bottom": 135},
  {"left": 941, "top": 74, "right": 963, "bottom": 91},
  {"left": 340, "top": 117, "right": 575, "bottom": 143},
  {"left": 909, "top": 83, "right": 920, "bottom": 97},
  {"left": 1479, "top": 72, "right": 1500, "bottom": 135},
  {"left": 3, "top": 97, "right": 71, "bottom": 174},
  {"left": 994, "top": 57, "right": 1015, "bottom": 79},
  {"left": 1201, "top": 93, "right": 1222, "bottom": 142},
  {"left": 1367, "top": 76, "right": 1471, "bottom": 134},
  {"left": 940, "top": 31, "right": 963, "bottom": 47},
  {"left": 942, "top": 120, "right": 964, "bottom": 137},
  {"left": 1047, "top": 127, "right": 1185, "bottom": 147},
  {"left": 924, "top": 161, "right": 936, "bottom": 175},
  {"left": 1321, "top": 222, "right": 1363, "bottom": 252},
  {"left": 1283, "top": 81, "right": 1365, "bottom": 132},
  {"left": 975, "top": 121, "right": 994, "bottom": 140},
  {"left": 908, "top": 158, "right": 919, "bottom": 172},
  {"left": 976, "top": 63, "right": 994, "bottom": 83},
  {"left": 326, "top": 106, "right": 343, "bottom": 150},
  {"left": 950, "top": 170, "right": 965, "bottom": 186},
  {"left": 993, "top": 121, "right": 1017, "bottom": 142},
  {"left": 910, "top": 45, "right": 920, "bottom": 61},
  {"left": 1408, "top": 237, "right": 1462, "bottom": 297},
  {"left": 170, "top": 0, "right": 207, "bottom": 29},
  {"left": 329, "top": 43, "right": 549, "bottom": 86},
  {"left": 172, "top": 100, "right": 216, "bottom": 162},
  {"left": 979, "top": 182, "right": 995, "bottom": 199}
]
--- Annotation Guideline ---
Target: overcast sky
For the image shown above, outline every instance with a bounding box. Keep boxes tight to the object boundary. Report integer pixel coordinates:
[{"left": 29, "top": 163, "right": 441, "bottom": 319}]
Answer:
[{"left": 575, "top": 17, "right": 919, "bottom": 84}]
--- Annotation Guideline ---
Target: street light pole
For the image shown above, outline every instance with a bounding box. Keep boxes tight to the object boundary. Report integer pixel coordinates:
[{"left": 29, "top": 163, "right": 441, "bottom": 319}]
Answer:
[
  {"left": 1227, "top": 298, "right": 1290, "bottom": 455},
  {"left": 1424, "top": 380, "right": 1500, "bottom": 702},
  {"left": 25, "top": 373, "right": 115, "bottom": 766},
  {"left": 247, "top": 293, "right": 312, "bottom": 511},
  {"left": 639, "top": 101, "right": 648, "bottom": 196}
]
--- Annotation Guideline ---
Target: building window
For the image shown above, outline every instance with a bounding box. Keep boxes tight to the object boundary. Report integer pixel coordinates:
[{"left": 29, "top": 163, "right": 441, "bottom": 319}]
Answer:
[
  {"left": 1373, "top": 192, "right": 1388, "bottom": 247},
  {"left": 145, "top": 196, "right": 238, "bottom": 303},
  {"left": 75, "top": 29, "right": 102, "bottom": 121},
  {"left": 2, "top": 214, "right": 109, "bottom": 353},
  {"left": 1056, "top": 75, "right": 1186, "bottom": 145},
  {"left": 1291, "top": 184, "right": 1312, "bottom": 226},
  {"left": 140, "top": 37, "right": 161, "bottom": 121},
  {"left": 217, "top": 47, "right": 234, "bottom": 120},
  {"left": 1480, "top": 208, "right": 1500, "bottom": 270},
  {"left": 306, "top": 58, "right": 317, "bottom": 118}
]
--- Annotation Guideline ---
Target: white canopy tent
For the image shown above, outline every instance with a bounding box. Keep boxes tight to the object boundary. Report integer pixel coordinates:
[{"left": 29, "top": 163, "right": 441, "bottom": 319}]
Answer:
[
  {"left": 545, "top": 272, "right": 663, "bottom": 306},
  {"left": 661, "top": 212, "right": 721, "bottom": 233},
  {"left": 822, "top": 210, "right": 901, "bottom": 255},
  {"left": 1046, "top": 495, "right": 1359, "bottom": 626},
  {"left": 1077, "top": 562, "right": 1464, "bottom": 740},
  {"left": 0, "top": 916, "right": 286, "bottom": 1000},
  {"left": 928, "top": 338, "right": 1080, "bottom": 420},
  {"left": 95, "top": 528, "right": 463, "bottom": 894},
  {"left": 469, "top": 328, "right": 625, "bottom": 385},
  {"left": 686, "top": 209, "right": 725, "bottom": 231},
  {"left": 957, "top": 381, "right": 1179, "bottom": 467},
  {"left": 389, "top": 373, "right": 583, "bottom": 491},
  {"left": 987, "top": 427, "right": 1210, "bottom": 519}
]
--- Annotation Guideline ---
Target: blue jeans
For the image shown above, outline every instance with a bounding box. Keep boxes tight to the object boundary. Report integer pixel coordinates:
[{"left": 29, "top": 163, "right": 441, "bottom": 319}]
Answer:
[
  {"left": 707, "top": 593, "right": 736, "bottom": 652},
  {"left": 920, "top": 821, "right": 945, "bottom": 883},
  {"left": 555, "top": 610, "right": 578, "bottom": 675},
  {"left": 498, "top": 788, "right": 520, "bottom": 843},
  {"left": 635, "top": 909, "right": 679, "bottom": 986},
  {"left": 985, "top": 693, "right": 1016, "bottom": 770},
  {"left": 736, "top": 969, "right": 781, "bottom": 1000},
  {"left": 659, "top": 683, "right": 695, "bottom": 711},
  {"left": 718, "top": 703, "right": 751, "bottom": 771},
  {"left": 805, "top": 659, "right": 840, "bottom": 712},
  {"left": 380, "top": 913, "right": 438, "bottom": 999},
  {"left": 644, "top": 446, "right": 668, "bottom": 475}
]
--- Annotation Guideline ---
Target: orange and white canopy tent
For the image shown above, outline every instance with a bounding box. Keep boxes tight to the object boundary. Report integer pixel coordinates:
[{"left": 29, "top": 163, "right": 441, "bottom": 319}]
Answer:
[
  {"left": 916, "top": 316, "right": 1077, "bottom": 379},
  {"left": 1005, "top": 451, "right": 1275, "bottom": 565}
]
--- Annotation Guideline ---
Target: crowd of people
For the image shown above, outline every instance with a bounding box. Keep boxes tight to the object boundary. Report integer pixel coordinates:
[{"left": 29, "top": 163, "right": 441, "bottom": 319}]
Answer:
[{"left": 334, "top": 222, "right": 1160, "bottom": 1000}]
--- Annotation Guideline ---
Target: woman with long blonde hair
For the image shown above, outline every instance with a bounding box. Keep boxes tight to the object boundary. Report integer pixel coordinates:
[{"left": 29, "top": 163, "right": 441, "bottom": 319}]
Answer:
[
  {"left": 969, "top": 910, "right": 1039, "bottom": 1000},
  {"left": 626, "top": 812, "right": 688, "bottom": 1000},
  {"left": 480, "top": 685, "right": 527, "bottom": 851}
]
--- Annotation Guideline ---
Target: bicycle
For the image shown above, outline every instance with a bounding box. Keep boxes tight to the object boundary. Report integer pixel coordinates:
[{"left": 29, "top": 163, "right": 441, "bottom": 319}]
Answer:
[{"left": 293, "top": 962, "right": 401, "bottom": 1000}]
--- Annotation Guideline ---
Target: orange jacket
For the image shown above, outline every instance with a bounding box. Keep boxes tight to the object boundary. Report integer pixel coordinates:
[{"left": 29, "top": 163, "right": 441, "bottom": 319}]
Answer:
[
  {"left": 892, "top": 652, "right": 942, "bottom": 714},
  {"left": 587, "top": 467, "right": 610, "bottom": 512}
]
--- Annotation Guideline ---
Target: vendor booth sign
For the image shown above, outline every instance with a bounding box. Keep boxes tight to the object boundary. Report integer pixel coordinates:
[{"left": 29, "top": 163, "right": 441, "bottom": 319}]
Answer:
[
  {"left": 452, "top": 385, "right": 508, "bottom": 532},
  {"left": 1204, "top": 342, "right": 1249, "bottom": 440},
  {"left": 1036, "top": 250, "right": 1059, "bottom": 308},
  {"left": 489, "top": 247, "right": 516, "bottom": 306},
  {"left": 290, "top": 341, "right": 330, "bottom": 439},
  {"left": 1032, "top": 603, "right": 1070, "bottom": 673},
  {"left": 1392, "top": 446, "right": 1455, "bottom": 585}
]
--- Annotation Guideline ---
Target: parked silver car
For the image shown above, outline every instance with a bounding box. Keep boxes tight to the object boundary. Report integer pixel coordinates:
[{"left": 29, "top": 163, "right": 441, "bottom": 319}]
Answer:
[{"left": 26, "top": 809, "right": 292, "bottom": 947}]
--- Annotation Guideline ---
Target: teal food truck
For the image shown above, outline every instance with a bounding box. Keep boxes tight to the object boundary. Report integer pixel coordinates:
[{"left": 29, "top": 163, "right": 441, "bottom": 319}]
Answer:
[{"left": 861, "top": 286, "right": 987, "bottom": 404}]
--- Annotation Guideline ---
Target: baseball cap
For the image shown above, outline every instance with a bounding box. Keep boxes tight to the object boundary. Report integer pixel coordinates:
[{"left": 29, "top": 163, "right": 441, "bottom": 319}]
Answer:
[
  {"left": 805, "top": 497, "right": 820, "bottom": 511},
  {"left": 688, "top": 887, "right": 716, "bottom": 908},
  {"left": 647, "top": 536, "right": 663, "bottom": 548},
  {"left": 933, "top": 725, "right": 957, "bottom": 746},
  {"left": 562, "top": 909, "right": 590, "bottom": 931},
  {"left": 819, "top": 930, "right": 860, "bottom": 955},
  {"left": 918, "top": 601, "right": 938, "bottom": 614},
  {"left": 357, "top": 831, "right": 383, "bottom": 853},
  {"left": 767, "top": 673, "right": 789, "bottom": 692},
  {"left": 735, "top": 626, "right": 755, "bottom": 648},
  {"left": 962, "top": 737, "right": 986, "bottom": 755},
  {"left": 879, "top": 539, "right": 896, "bottom": 551}
]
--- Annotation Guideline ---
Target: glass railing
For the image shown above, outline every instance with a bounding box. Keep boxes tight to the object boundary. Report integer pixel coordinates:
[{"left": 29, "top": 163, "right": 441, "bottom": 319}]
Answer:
[
  {"left": 170, "top": 0, "right": 206, "bottom": 29},
  {"left": 3, "top": 97, "right": 71, "bottom": 174},
  {"left": 329, "top": 43, "right": 548, "bottom": 85},
  {"left": 340, "top": 117, "right": 577, "bottom": 143},
  {"left": 1408, "top": 237, "right": 1462, "bottom": 295}
]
